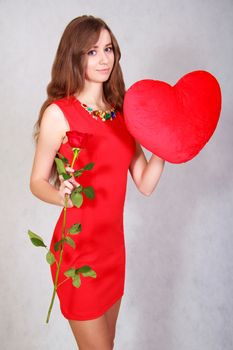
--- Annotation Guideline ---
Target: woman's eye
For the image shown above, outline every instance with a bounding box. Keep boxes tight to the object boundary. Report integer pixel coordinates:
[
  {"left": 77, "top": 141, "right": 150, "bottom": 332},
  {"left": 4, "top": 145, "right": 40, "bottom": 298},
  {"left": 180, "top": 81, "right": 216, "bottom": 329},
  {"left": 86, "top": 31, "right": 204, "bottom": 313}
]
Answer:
[
  {"left": 106, "top": 46, "right": 113, "bottom": 52},
  {"left": 87, "top": 47, "right": 113, "bottom": 56},
  {"left": 87, "top": 50, "right": 96, "bottom": 56}
]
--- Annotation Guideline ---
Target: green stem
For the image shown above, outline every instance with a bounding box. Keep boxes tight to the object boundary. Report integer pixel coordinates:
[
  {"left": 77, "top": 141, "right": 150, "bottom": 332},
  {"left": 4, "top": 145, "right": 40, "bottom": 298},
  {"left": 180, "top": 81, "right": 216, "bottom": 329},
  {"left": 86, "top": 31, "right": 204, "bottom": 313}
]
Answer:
[
  {"left": 46, "top": 194, "right": 69, "bottom": 323},
  {"left": 46, "top": 150, "right": 80, "bottom": 324}
]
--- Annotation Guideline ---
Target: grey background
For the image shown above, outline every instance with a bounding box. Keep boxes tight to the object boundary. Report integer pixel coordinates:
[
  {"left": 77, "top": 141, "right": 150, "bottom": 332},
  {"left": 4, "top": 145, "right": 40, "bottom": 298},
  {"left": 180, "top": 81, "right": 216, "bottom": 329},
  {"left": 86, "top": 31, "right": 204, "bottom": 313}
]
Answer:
[{"left": 0, "top": 0, "right": 232, "bottom": 349}]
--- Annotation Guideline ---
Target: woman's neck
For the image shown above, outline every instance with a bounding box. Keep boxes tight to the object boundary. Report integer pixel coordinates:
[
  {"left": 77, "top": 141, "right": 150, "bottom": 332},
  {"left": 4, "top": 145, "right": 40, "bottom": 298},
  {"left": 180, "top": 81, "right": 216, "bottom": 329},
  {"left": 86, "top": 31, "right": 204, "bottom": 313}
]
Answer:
[{"left": 74, "top": 81, "right": 110, "bottom": 110}]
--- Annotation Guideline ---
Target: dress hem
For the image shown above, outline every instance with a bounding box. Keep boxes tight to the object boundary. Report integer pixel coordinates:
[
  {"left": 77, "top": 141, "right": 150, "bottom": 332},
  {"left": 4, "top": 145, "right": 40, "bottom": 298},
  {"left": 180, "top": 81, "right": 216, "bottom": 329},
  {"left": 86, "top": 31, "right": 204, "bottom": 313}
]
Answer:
[{"left": 60, "top": 292, "right": 124, "bottom": 321}]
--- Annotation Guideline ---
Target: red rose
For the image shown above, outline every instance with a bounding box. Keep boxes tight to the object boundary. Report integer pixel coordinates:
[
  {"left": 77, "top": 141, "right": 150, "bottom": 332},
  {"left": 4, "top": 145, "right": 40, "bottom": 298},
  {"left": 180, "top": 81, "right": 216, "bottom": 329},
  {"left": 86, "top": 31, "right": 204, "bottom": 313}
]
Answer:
[{"left": 66, "top": 131, "right": 92, "bottom": 149}]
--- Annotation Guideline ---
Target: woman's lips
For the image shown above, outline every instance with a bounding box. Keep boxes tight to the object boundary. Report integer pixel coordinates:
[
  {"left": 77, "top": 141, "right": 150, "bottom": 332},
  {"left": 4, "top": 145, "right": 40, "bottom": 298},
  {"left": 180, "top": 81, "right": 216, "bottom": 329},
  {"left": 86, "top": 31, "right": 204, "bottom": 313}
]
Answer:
[{"left": 97, "top": 68, "right": 110, "bottom": 74}]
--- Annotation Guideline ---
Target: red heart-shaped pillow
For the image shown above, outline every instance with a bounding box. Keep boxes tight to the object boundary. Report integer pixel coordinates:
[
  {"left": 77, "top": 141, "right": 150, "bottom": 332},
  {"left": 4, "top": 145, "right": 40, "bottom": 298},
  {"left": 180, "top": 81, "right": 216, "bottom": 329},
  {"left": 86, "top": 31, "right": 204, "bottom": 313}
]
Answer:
[{"left": 123, "top": 70, "right": 222, "bottom": 163}]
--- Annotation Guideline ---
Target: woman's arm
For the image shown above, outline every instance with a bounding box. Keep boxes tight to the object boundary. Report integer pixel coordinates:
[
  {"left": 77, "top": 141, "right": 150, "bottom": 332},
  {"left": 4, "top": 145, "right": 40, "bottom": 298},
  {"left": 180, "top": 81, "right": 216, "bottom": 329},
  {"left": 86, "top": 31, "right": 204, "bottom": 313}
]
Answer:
[
  {"left": 129, "top": 141, "right": 165, "bottom": 196},
  {"left": 29, "top": 104, "right": 72, "bottom": 206}
]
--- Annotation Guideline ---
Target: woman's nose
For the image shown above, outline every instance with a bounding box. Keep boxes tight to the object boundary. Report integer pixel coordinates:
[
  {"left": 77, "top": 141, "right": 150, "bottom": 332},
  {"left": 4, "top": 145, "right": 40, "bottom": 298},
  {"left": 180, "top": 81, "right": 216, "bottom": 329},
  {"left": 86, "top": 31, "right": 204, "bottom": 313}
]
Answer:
[{"left": 99, "top": 51, "right": 108, "bottom": 63}]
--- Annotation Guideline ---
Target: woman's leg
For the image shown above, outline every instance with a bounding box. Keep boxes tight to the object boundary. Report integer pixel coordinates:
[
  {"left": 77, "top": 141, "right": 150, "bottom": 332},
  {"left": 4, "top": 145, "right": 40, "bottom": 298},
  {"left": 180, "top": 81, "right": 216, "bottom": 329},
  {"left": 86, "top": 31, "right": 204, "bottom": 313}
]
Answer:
[
  {"left": 68, "top": 314, "right": 112, "bottom": 350},
  {"left": 68, "top": 297, "right": 123, "bottom": 349},
  {"left": 104, "top": 297, "right": 122, "bottom": 348}
]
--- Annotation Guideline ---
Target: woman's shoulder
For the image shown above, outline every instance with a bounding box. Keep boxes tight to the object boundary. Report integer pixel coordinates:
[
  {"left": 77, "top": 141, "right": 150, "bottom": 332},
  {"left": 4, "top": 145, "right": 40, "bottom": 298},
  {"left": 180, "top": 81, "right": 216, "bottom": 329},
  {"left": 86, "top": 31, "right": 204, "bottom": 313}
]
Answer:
[
  {"left": 52, "top": 95, "right": 76, "bottom": 108},
  {"left": 42, "top": 102, "right": 69, "bottom": 131}
]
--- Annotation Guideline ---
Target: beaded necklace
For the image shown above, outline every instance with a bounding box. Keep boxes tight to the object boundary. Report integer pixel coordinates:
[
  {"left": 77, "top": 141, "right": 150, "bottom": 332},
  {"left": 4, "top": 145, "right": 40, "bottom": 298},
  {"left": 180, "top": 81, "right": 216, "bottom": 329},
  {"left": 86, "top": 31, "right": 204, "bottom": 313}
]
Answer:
[{"left": 80, "top": 102, "right": 117, "bottom": 122}]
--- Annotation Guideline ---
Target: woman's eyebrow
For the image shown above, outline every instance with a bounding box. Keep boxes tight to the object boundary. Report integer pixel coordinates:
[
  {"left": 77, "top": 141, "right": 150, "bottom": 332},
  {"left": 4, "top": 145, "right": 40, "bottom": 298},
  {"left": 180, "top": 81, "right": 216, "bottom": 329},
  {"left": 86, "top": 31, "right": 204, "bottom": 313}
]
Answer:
[{"left": 92, "top": 42, "right": 112, "bottom": 48}]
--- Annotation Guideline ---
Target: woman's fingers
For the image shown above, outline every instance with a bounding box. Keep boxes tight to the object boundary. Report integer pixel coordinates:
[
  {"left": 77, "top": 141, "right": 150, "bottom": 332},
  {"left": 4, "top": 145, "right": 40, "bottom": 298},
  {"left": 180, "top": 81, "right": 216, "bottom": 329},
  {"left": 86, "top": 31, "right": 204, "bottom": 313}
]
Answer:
[
  {"left": 64, "top": 167, "right": 81, "bottom": 188},
  {"left": 58, "top": 174, "right": 64, "bottom": 181},
  {"left": 67, "top": 198, "right": 74, "bottom": 208},
  {"left": 58, "top": 167, "right": 80, "bottom": 207},
  {"left": 63, "top": 186, "right": 72, "bottom": 195},
  {"left": 69, "top": 176, "right": 80, "bottom": 188},
  {"left": 66, "top": 180, "right": 74, "bottom": 190},
  {"left": 59, "top": 168, "right": 80, "bottom": 194},
  {"left": 65, "top": 166, "right": 74, "bottom": 173},
  {"left": 59, "top": 175, "right": 80, "bottom": 188}
]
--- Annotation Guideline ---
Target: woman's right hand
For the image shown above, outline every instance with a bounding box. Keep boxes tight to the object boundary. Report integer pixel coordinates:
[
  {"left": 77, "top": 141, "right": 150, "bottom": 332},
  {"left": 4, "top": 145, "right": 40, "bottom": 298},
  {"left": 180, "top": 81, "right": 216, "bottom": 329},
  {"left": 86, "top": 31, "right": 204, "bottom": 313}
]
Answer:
[{"left": 58, "top": 166, "right": 80, "bottom": 208}]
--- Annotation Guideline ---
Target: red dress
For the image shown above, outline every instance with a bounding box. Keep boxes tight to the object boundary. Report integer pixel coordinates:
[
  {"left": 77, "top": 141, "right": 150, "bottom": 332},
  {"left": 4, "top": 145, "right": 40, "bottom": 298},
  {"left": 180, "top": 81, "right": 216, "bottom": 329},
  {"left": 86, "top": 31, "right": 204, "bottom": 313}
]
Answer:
[{"left": 50, "top": 96, "right": 136, "bottom": 320}]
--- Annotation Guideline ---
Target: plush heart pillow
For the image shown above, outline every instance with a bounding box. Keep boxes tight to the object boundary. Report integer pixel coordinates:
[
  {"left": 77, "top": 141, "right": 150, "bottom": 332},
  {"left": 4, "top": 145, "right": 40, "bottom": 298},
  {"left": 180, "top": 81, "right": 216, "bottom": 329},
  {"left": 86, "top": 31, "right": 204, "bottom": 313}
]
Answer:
[{"left": 123, "top": 70, "right": 222, "bottom": 163}]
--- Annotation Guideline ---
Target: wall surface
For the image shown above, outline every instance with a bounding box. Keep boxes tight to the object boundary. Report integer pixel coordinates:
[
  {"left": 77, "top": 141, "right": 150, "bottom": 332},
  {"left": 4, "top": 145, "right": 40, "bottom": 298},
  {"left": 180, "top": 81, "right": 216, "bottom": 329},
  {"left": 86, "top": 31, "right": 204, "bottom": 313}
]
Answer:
[{"left": 0, "top": 0, "right": 232, "bottom": 349}]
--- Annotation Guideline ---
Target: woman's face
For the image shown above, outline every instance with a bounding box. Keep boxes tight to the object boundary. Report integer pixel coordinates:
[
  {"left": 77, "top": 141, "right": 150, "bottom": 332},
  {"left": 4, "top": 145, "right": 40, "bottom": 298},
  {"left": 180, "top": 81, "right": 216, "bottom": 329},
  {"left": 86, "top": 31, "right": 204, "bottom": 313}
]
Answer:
[{"left": 85, "top": 28, "right": 115, "bottom": 83}]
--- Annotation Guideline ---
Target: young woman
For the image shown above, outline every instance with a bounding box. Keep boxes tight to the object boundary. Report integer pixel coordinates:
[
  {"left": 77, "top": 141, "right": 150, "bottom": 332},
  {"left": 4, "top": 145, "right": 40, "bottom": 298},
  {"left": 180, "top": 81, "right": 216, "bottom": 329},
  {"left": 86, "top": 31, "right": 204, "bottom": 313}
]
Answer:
[{"left": 30, "top": 15, "right": 165, "bottom": 350}]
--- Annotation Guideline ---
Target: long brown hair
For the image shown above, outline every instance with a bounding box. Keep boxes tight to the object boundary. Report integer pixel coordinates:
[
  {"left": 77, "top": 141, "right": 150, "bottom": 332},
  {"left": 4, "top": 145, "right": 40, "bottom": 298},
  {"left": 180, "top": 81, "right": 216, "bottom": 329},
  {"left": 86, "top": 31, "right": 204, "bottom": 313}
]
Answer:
[{"left": 33, "top": 15, "right": 126, "bottom": 188}]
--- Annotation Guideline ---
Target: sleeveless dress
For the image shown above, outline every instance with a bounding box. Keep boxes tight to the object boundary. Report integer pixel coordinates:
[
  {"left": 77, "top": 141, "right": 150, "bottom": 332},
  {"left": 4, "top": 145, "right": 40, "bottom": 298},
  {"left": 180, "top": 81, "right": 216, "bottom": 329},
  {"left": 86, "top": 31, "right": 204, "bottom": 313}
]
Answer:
[{"left": 49, "top": 96, "right": 136, "bottom": 320}]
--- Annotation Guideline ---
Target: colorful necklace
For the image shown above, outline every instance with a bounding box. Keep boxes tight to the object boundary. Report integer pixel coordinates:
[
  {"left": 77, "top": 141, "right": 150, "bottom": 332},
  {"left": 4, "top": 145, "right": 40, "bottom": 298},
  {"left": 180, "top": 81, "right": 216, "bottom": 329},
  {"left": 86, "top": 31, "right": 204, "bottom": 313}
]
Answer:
[{"left": 80, "top": 102, "right": 117, "bottom": 122}]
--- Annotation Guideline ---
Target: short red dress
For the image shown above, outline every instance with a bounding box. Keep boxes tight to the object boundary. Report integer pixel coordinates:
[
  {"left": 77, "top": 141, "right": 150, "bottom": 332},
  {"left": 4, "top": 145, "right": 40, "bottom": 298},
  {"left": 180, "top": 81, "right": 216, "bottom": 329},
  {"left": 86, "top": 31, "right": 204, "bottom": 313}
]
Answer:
[{"left": 49, "top": 96, "right": 136, "bottom": 320}]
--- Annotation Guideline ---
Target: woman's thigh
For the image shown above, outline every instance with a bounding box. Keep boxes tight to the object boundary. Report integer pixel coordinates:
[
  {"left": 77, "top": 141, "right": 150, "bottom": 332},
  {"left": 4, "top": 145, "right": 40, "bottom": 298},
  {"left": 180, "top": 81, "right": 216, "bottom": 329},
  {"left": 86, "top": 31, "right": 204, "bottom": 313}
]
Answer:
[{"left": 68, "top": 314, "right": 112, "bottom": 350}]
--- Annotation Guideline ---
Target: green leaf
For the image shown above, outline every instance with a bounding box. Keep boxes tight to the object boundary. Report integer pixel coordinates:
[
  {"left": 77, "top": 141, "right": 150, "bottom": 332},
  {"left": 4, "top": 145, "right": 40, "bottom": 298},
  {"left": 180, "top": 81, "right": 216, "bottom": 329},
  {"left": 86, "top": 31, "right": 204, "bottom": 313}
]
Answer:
[
  {"left": 57, "top": 152, "right": 69, "bottom": 164},
  {"left": 84, "top": 162, "right": 95, "bottom": 170},
  {"left": 76, "top": 185, "right": 83, "bottom": 192},
  {"left": 54, "top": 157, "right": 67, "bottom": 175},
  {"left": 30, "top": 238, "right": 47, "bottom": 247},
  {"left": 73, "top": 163, "right": 94, "bottom": 177},
  {"left": 73, "top": 169, "right": 83, "bottom": 177},
  {"left": 76, "top": 265, "right": 97, "bottom": 278},
  {"left": 28, "top": 230, "right": 47, "bottom": 248},
  {"left": 62, "top": 173, "right": 72, "bottom": 180},
  {"left": 54, "top": 239, "right": 64, "bottom": 252},
  {"left": 72, "top": 274, "right": 81, "bottom": 288},
  {"left": 46, "top": 251, "right": 55, "bottom": 265},
  {"left": 71, "top": 189, "right": 83, "bottom": 208},
  {"left": 28, "top": 230, "right": 44, "bottom": 242},
  {"left": 64, "top": 268, "right": 76, "bottom": 278},
  {"left": 68, "top": 223, "right": 82, "bottom": 235},
  {"left": 65, "top": 236, "right": 76, "bottom": 249},
  {"left": 83, "top": 186, "right": 95, "bottom": 199}
]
